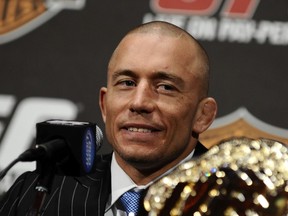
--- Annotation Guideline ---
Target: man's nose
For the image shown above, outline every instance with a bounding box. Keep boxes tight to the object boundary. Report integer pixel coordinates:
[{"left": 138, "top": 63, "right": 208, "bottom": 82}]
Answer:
[{"left": 129, "top": 82, "right": 155, "bottom": 114}]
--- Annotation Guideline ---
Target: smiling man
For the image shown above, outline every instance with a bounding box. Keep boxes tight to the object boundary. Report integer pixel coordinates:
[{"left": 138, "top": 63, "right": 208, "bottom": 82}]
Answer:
[
  {"left": 100, "top": 21, "right": 217, "bottom": 215},
  {"left": 0, "top": 21, "right": 217, "bottom": 216}
]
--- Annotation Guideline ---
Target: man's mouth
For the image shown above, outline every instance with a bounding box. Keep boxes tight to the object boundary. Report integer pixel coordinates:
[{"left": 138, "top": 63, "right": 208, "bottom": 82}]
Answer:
[{"left": 127, "top": 127, "right": 152, "bottom": 133}]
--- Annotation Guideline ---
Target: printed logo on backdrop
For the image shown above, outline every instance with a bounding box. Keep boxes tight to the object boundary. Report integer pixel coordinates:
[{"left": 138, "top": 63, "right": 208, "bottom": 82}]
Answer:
[
  {"left": 0, "top": 94, "right": 78, "bottom": 193},
  {"left": 144, "top": 0, "right": 288, "bottom": 45},
  {"left": 0, "top": 0, "right": 86, "bottom": 44}
]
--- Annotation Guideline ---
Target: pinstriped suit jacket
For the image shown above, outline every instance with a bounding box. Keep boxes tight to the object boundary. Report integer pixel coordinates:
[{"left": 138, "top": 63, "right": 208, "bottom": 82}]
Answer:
[
  {"left": 0, "top": 154, "right": 112, "bottom": 216},
  {"left": 0, "top": 142, "right": 207, "bottom": 216}
]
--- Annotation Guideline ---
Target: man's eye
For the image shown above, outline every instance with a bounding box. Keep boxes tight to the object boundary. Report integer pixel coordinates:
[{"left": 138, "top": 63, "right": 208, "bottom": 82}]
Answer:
[
  {"left": 158, "top": 84, "right": 175, "bottom": 91},
  {"left": 120, "top": 80, "right": 136, "bottom": 87}
]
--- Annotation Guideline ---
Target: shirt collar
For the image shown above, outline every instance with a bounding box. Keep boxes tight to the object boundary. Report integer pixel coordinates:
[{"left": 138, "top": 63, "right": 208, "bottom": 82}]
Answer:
[
  {"left": 110, "top": 153, "right": 138, "bottom": 207},
  {"left": 106, "top": 149, "right": 195, "bottom": 211}
]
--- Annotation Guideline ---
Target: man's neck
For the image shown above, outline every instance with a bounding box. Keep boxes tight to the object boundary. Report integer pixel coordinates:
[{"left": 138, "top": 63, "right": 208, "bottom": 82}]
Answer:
[{"left": 114, "top": 149, "right": 195, "bottom": 185}]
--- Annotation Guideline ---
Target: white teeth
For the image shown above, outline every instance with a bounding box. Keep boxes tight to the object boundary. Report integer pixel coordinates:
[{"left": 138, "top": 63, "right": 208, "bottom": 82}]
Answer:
[{"left": 128, "top": 127, "right": 152, "bottom": 133}]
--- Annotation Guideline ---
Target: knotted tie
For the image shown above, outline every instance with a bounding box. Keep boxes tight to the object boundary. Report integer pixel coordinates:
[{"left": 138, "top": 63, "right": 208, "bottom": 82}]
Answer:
[{"left": 119, "top": 189, "right": 144, "bottom": 216}]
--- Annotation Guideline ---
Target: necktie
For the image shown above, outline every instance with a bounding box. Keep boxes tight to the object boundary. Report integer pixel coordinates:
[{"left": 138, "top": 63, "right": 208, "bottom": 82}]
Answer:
[{"left": 119, "top": 189, "right": 144, "bottom": 216}]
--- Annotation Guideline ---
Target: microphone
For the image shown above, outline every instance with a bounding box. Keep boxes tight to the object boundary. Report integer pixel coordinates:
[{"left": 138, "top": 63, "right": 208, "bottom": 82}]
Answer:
[{"left": 20, "top": 119, "right": 103, "bottom": 176}]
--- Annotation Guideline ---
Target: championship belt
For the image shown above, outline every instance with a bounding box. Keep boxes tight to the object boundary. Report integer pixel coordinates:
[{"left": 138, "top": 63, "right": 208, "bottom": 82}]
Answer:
[{"left": 144, "top": 138, "right": 288, "bottom": 216}]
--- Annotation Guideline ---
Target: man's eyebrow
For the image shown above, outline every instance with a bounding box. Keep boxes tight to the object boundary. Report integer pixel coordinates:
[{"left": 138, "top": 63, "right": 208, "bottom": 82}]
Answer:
[
  {"left": 153, "top": 71, "right": 184, "bottom": 85},
  {"left": 111, "top": 70, "right": 137, "bottom": 80},
  {"left": 111, "top": 70, "right": 184, "bottom": 85}
]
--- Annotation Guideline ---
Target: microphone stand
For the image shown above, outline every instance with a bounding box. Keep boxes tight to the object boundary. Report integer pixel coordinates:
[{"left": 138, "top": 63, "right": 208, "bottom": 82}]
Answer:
[{"left": 27, "top": 159, "right": 56, "bottom": 216}]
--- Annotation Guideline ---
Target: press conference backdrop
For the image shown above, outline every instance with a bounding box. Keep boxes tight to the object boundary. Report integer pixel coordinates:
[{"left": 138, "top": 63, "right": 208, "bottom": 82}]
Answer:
[{"left": 1, "top": 0, "right": 288, "bottom": 194}]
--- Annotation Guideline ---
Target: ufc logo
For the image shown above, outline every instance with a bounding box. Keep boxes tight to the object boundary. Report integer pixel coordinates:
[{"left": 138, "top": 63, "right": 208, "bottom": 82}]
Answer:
[
  {"left": 0, "top": 95, "right": 78, "bottom": 178},
  {"left": 151, "top": 0, "right": 260, "bottom": 18}
]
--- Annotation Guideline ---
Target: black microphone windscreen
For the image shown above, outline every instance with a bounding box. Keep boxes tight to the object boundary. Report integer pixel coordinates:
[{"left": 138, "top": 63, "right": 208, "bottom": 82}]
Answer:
[{"left": 35, "top": 120, "right": 103, "bottom": 176}]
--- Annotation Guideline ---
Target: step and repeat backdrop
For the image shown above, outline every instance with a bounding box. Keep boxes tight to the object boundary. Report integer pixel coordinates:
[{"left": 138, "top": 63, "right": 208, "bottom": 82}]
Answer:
[{"left": 1, "top": 0, "right": 288, "bottom": 193}]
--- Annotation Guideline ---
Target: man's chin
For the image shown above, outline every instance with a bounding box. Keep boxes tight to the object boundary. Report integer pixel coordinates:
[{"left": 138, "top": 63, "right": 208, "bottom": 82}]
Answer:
[{"left": 120, "top": 152, "right": 164, "bottom": 170}]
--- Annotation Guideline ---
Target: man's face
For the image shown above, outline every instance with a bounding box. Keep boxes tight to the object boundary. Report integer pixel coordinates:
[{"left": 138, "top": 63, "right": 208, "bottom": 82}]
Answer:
[{"left": 100, "top": 33, "right": 204, "bottom": 170}]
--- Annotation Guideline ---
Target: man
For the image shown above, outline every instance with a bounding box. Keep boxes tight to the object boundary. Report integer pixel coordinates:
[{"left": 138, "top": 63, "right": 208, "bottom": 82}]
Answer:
[{"left": 0, "top": 21, "right": 217, "bottom": 216}]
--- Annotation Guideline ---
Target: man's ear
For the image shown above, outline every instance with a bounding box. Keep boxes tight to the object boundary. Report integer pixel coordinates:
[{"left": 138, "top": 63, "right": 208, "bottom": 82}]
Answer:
[
  {"left": 99, "top": 87, "right": 107, "bottom": 123},
  {"left": 192, "top": 97, "right": 217, "bottom": 134}
]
